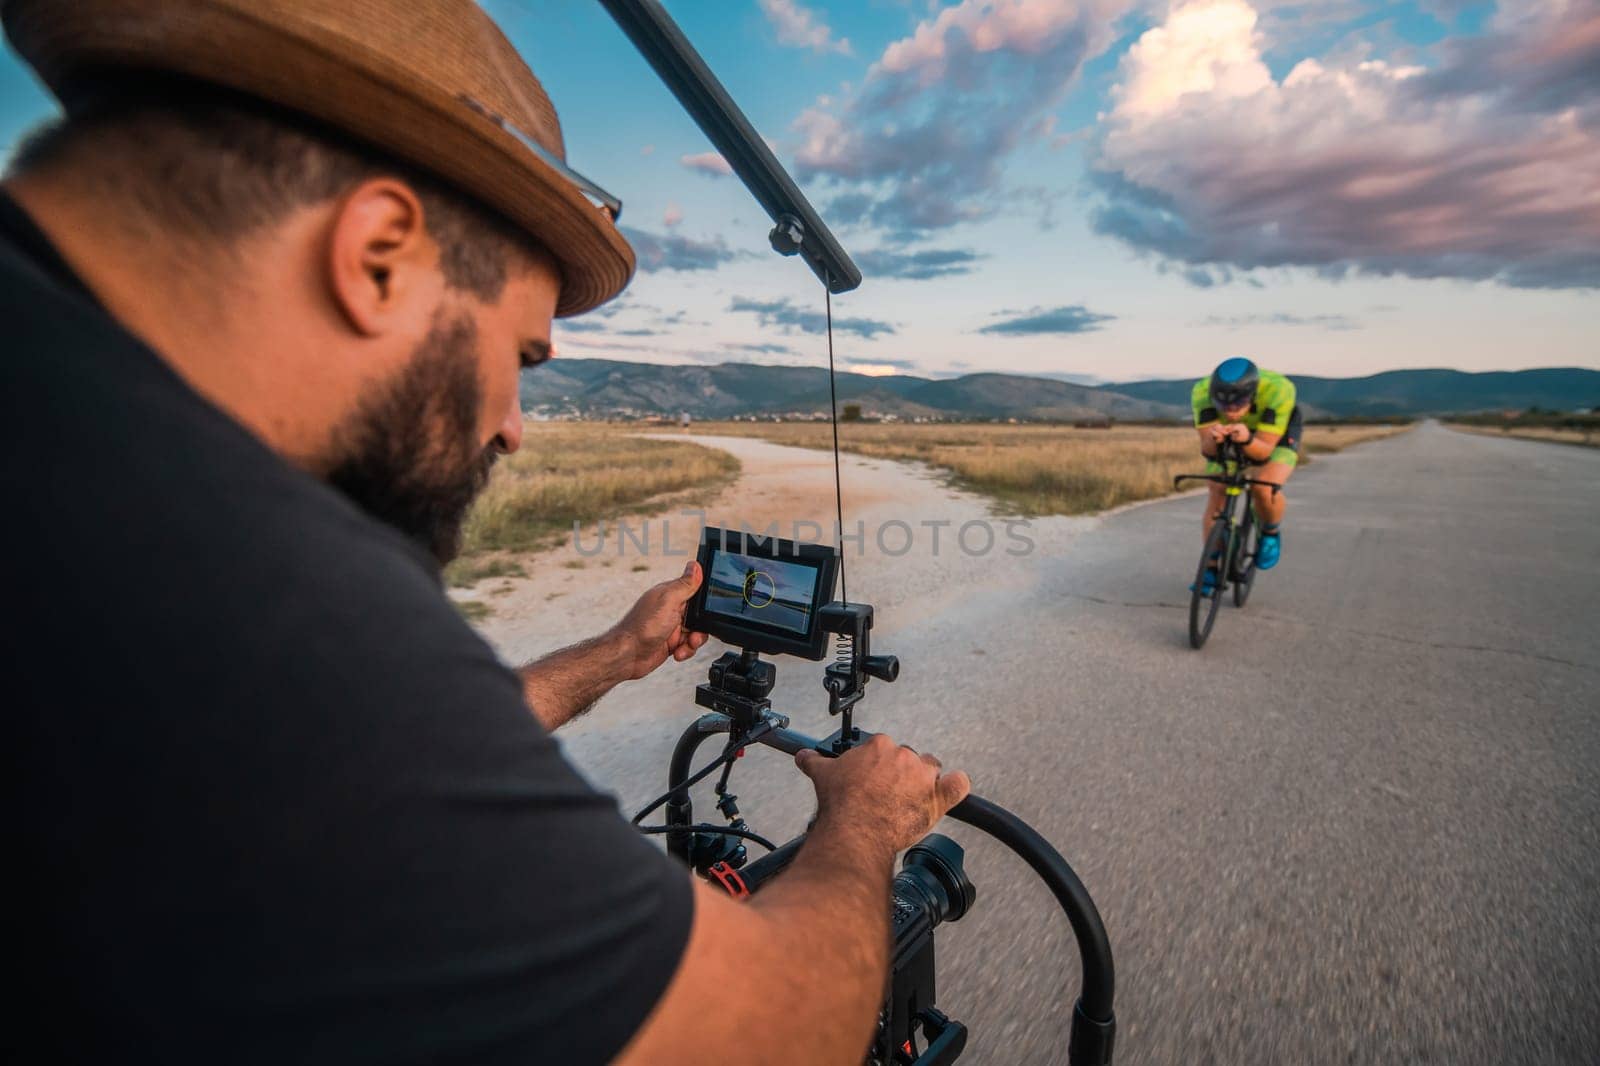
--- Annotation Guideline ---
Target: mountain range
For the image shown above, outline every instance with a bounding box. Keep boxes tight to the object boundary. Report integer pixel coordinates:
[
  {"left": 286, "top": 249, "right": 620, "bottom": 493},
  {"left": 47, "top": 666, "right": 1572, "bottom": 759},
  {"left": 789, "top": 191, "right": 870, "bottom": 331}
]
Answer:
[{"left": 520, "top": 360, "right": 1600, "bottom": 421}]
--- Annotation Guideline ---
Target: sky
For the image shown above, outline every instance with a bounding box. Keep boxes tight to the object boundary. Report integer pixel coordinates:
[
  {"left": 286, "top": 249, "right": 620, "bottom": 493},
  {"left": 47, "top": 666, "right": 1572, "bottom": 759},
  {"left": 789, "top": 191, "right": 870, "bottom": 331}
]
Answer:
[{"left": 2, "top": 0, "right": 1595, "bottom": 383}]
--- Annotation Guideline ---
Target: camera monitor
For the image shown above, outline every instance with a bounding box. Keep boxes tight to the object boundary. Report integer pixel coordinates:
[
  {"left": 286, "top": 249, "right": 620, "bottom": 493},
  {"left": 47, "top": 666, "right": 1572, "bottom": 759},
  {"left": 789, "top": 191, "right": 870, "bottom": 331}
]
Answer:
[{"left": 685, "top": 527, "right": 839, "bottom": 660}]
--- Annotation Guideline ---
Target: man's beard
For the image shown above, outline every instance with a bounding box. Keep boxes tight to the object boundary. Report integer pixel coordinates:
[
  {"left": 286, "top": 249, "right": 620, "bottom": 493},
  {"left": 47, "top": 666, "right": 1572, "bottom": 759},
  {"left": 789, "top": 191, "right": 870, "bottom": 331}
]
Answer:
[{"left": 323, "top": 311, "right": 497, "bottom": 567}]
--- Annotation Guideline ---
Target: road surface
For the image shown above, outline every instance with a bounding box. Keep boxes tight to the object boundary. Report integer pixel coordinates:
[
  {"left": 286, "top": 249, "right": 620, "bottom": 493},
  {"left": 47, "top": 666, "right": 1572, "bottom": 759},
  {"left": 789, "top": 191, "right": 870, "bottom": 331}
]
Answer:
[{"left": 485, "top": 422, "right": 1600, "bottom": 1065}]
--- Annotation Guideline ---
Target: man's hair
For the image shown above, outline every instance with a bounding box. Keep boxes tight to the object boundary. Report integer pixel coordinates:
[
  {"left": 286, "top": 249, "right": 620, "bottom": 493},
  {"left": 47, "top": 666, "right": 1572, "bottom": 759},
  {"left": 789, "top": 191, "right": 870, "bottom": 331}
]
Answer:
[{"left": 9, "top": 76, "right": 545, "bottom": 302}]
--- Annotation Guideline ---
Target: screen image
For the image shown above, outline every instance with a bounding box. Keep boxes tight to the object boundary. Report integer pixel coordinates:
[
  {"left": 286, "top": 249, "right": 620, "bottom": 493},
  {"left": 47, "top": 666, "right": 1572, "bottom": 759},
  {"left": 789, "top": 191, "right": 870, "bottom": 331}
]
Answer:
[{"left": 703, "top": 550, "right": 820, "bottom": 636}]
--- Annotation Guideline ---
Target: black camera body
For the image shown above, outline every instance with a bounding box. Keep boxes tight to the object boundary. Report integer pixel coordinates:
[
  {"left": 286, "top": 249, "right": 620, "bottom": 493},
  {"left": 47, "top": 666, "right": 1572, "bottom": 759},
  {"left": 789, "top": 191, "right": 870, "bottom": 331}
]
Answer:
[{"left": 875, "top": 836, "right": 977, "bottom": 1065}]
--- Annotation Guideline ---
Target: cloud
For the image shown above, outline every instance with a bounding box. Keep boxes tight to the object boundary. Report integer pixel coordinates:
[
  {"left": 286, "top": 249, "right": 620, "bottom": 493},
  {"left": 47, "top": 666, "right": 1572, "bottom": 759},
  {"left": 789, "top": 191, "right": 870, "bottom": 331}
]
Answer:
[
  {"left": 720, "top": 341, "right": 800, "bottom": 356},
  {"left": 1198, "top": 312, "right": 1360, "bottom": 330},
  {"left": 621, "top": 227, "right": 743, "bottom": 272},
  {"left": 681, "top": 151, "right": 734, "bottom": 177},
  {"left": 855, "top": 245, "right": 984, "bottom": 280},
  {"left": 759, "top": 0, "right": 852, "bottom": 55},
  {"left": 978, "top": 305, "right": 1114, "bottom": 336},
  {"left": 729, "top": 296, "right": 897, "bottom": 339},
  {"left": 849, "top": 356, "right": 920, "bottom": 370},
  {"left": 793, "top": 0, "right": 1129, "bottom": 236},
  {"left": 558, "top": 319, "right": 609, "bottom": 334},
  {"left": 1090, "top": 0, "right": 1600, "bottom": 290},
  {"left": 663, "top": 203, "right": 684, "bottom": 228},
  {"left": 640, "top": 144, "right": 655, "bottom": 156}
]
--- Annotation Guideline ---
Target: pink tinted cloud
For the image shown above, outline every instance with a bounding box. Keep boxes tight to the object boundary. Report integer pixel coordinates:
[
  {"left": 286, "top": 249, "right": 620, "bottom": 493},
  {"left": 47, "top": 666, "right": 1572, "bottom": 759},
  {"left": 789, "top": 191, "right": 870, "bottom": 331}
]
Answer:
[
  {"left": 680, "top": 151, "right": 734, "bottom": 176},
  {"left": 759, "top": 0, "right": 852, "bottom": 56},
  {"left": 1092, "top": 0, "right": 1600, "bottom": 288},
  {"left": 794, "top": 0, "right": 1130, "bottom": 234}
]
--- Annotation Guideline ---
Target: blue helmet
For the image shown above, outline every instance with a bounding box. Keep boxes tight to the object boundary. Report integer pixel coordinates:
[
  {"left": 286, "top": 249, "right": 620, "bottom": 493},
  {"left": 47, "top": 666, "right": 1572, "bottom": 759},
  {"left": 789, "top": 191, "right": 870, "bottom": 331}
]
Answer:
[{"left": 1209, "top": 357, "right": 1259, "bottom": 409}]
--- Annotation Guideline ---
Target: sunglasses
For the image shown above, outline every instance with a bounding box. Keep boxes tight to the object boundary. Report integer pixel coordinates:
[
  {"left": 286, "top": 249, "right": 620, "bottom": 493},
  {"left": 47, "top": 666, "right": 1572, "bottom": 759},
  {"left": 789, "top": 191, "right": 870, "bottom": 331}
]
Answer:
[{"left": 458, "top": 95, "right": 623, "bottom": 222}]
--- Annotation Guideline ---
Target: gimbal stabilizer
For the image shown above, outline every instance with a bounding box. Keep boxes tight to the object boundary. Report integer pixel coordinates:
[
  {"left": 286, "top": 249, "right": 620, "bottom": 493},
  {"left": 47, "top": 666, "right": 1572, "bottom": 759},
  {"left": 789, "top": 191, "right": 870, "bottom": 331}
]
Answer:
[{"left": 634, "top": 610, "right": 1117, "bottom": 1065}]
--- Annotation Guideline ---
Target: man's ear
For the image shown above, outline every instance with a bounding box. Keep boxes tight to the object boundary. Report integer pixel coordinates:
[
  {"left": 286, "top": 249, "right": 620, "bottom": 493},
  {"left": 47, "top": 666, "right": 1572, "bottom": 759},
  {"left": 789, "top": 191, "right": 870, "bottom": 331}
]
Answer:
[{"left": 325, "top": 178, "right": 439, "bottom": 337}]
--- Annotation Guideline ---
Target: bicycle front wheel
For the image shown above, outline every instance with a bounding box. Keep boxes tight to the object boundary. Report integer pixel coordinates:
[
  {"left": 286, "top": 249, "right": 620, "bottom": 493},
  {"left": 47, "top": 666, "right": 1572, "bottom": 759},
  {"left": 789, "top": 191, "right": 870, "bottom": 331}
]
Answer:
[
  {"left": 1189, "top": 517, "right": 1229, "bottom": 649},
  {"left": 1232, "top": 502, "right": 1257, "bottom": 608}
]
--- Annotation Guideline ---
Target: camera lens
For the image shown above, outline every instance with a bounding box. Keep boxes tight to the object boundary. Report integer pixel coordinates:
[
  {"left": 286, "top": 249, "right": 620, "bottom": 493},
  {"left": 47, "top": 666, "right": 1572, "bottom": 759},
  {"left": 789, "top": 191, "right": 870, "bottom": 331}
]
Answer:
[{"left": 893, "top": 834, "right": 976, "bottom": 932}]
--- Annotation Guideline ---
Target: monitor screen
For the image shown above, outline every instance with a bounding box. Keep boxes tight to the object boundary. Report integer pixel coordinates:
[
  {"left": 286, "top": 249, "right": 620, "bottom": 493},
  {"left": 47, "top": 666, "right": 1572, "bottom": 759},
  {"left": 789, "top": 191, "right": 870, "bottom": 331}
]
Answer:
[{"left": 702, "top": 550, "right": 821, "bottom": 636}]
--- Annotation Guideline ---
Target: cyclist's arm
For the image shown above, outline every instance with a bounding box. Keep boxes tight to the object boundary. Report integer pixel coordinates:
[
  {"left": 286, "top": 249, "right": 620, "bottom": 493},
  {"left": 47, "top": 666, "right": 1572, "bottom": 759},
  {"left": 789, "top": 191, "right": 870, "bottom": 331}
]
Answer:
[
  {"left": 1238, "top": 428, "right": 1281, "bottom": 463},
  {"left": 614, "top": 820, "right": 896, "bottom": 1065},
  {"left": 1193, "top": 380, "right": 1220, "bottom": 457}
]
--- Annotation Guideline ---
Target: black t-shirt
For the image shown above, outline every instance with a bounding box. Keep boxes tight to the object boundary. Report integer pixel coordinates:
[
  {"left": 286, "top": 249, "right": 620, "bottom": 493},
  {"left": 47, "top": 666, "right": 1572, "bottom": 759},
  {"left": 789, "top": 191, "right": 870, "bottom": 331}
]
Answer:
[{"left": 3, "top": 191, "right": 691, "bottom": 1064}]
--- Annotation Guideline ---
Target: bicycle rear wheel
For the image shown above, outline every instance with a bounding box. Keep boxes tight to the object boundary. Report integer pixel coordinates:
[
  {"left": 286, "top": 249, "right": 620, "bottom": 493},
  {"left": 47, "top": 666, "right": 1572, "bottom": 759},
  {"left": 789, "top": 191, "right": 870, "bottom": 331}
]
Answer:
[
  {"left": 1189, "top": 518, "right": 1229, "bottom": 649},
  {"left": 1232, "top": 502, "right": 1257, "bottom": 608}
]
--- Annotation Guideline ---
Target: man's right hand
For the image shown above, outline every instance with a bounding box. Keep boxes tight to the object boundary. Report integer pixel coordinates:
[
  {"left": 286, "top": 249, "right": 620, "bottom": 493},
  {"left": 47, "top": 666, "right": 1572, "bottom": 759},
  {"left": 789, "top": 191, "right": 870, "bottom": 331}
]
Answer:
[
  {"left": 615, "top": 733, "right": 971, "bottom": 1066},
  {"left": 796, "top": 734, "right": 970, "bottom": 853}
]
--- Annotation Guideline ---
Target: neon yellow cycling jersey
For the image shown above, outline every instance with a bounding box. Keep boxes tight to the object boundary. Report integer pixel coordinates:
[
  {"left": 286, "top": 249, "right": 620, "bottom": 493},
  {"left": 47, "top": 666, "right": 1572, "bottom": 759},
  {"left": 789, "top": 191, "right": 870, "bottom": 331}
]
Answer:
[
  {"left": 1191, "top": 367, "right": 1297, "bottom": 436},
  {"left": 1192, "top": 368, "right": 1300, "bottom": 470}
]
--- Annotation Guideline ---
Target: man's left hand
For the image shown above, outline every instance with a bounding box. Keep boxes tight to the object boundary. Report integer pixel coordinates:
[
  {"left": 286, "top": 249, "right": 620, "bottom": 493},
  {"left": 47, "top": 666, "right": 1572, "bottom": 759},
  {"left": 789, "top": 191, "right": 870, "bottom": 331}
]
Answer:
[
  {"left": 1223, "top": 423, "right": 1252, "bottom": 443},
  {"left": 610, "top": 560, "right": 709, "bottom": 680}
]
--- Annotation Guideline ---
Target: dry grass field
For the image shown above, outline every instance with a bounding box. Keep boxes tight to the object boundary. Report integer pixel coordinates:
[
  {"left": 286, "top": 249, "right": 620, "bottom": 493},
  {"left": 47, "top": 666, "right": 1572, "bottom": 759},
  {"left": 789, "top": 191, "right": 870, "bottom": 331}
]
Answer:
[
  {"left": 445, "top": 423, "right": 738, "bottom": 587},
  {"left": 651, "top": 421, "right": 1409, "bottom": 516},
  {"left": 443, "top": 419, "right": 1408, "bottom": 595}
]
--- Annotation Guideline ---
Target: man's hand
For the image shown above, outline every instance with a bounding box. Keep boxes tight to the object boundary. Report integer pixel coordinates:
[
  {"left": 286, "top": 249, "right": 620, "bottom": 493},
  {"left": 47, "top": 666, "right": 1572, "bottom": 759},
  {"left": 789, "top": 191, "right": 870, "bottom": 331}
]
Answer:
[
  {"left": 609, "top": 560, "right": 709, "bottom": 681},
  {"left": 518, "top": 561, "right": 708, "bottom": 731},
  {"left": 796, "top": 734, "right": 971, "bottom": 852},
  {"left": 615, "top": 734, "right": 971, "bottom": 1066},
  {"left": 1223, "top": 423, "right": 1252, "bottom": 443}
]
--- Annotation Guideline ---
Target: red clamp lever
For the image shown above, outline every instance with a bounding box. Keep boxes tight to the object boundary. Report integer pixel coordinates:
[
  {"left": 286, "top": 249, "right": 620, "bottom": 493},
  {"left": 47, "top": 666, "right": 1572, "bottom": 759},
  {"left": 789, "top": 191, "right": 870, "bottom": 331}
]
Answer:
[{"left": 707, "top": 862, "right": 750, "bottom": 900}]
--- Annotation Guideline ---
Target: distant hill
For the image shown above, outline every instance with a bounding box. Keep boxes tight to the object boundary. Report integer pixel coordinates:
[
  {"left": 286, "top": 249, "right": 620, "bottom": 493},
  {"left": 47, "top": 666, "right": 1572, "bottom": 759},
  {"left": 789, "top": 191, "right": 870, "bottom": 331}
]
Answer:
[
  {"left": 522, "top": 360, "right": 1600, "bottom": 421},
  {"left": 521, "top": 360, "right": 1187, "bottom": 421},
  {"left": 1098, "top": 368, "right": 1600, "bottom": 418}
]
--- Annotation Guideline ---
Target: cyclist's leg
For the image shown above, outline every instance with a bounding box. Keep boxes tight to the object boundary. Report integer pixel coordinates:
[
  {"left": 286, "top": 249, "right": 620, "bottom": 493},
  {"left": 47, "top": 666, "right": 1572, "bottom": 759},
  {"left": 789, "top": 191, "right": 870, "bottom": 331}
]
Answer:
[
  {"left": 1249, "top": 459, "right": 1294, "bottom": 526},
  {"left": 1192, "top": 480, "right": 1228, "bottom": 592},
  {"left": 1250, "top": 453, "right": 1295, "bottom": 569},
  {"left": 1203, "top": 470, "right": 1222, "bottom": 541}
]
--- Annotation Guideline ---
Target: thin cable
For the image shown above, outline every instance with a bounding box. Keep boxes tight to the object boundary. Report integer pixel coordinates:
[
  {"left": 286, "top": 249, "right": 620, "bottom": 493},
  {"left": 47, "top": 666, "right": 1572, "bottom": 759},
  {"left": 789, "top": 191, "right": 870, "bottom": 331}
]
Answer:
[
  {"left": 825, "top": 284, "right": 848, "bottom": 603},
  {"left": 629, "top": 720, "right": 778, "bottom": 826},
  {"left": 636, "top": 824, "right": 778, "bottom": 852}
]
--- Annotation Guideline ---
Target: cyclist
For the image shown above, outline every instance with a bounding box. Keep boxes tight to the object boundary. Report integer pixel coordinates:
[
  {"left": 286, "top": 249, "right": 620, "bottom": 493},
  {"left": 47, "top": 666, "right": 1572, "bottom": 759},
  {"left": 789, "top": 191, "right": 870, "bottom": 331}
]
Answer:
[
  {"left": 1190, "top": 357, "right": 1301, "bottom": 592},
  {"left": 4, "top": 1, "right": 967, "bottom": 1062}
]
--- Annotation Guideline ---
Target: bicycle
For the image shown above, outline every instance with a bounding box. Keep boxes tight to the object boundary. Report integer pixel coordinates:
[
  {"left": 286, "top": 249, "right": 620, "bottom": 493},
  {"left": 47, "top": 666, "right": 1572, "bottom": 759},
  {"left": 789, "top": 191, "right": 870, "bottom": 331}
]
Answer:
[{"left": 1174, "top": 438, "right": 1282, "bottom": 649}]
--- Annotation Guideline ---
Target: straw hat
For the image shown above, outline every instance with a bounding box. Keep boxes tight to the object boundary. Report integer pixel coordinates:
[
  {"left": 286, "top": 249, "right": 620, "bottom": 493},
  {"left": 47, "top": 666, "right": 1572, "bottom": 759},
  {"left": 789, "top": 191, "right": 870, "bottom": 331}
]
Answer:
[{"left": 1, "top": 0, "right": 634, "bottom": 316}]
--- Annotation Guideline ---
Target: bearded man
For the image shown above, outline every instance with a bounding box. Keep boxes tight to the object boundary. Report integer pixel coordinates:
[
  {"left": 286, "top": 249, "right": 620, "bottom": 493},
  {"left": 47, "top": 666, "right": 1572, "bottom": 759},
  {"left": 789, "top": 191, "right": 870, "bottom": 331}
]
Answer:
[{"left": 4, "top": 1, "right": 967, "bottom": 1062}]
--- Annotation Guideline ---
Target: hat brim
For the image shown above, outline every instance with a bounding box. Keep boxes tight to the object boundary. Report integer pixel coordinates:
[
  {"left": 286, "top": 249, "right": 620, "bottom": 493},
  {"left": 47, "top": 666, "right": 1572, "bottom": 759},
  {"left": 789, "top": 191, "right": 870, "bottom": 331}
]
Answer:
[{"left": 4, "top": 0, "right": 634, "bottom": 316}]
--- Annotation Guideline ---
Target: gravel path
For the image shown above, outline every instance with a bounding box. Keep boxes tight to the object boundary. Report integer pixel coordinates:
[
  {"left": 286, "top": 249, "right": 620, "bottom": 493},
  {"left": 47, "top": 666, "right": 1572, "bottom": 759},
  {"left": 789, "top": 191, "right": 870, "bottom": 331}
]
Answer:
[{"left": 480, "top": 423, "right": 1600, "bottom": 1065}]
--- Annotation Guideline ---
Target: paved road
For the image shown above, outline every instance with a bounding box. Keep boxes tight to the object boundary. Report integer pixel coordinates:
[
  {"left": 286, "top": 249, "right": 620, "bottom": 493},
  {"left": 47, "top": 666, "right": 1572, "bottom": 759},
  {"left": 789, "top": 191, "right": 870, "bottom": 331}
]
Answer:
[{"left": 555, "top": 423, "right": 1600, "bottom": 1064}]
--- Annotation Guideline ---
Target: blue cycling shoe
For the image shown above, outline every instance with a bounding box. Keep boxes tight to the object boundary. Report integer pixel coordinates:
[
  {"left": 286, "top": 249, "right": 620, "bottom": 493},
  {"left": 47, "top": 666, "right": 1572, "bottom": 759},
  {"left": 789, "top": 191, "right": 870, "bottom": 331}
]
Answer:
[
  {"left": 1189, "top": 565, "right": 1220, "bottom": 594},
  {"left": 1257, "top": 530, "right": 1282, "bottom": 570}
]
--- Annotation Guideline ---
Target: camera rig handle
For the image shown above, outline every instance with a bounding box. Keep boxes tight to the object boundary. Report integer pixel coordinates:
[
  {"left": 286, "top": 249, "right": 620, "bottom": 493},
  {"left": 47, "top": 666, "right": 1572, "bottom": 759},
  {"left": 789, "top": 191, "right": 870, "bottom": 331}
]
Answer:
[{"left": 662, "top": 710, "right": 1117, "bottom": 1065}]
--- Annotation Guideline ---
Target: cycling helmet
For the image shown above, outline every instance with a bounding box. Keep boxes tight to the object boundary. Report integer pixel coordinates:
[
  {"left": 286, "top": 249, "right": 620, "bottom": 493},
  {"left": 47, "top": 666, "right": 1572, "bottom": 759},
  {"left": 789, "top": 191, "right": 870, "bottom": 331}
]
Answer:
[{"left": 1209, "top": 357, "right": 1259, "bottom": 409}]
